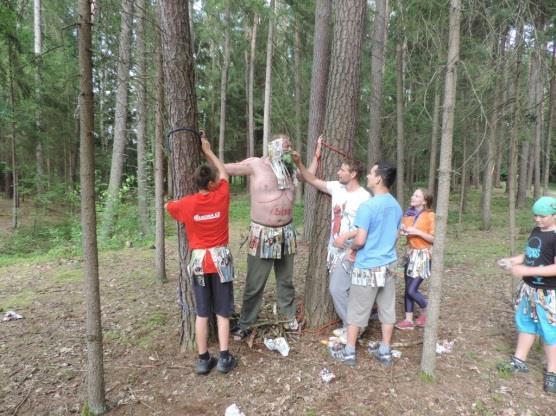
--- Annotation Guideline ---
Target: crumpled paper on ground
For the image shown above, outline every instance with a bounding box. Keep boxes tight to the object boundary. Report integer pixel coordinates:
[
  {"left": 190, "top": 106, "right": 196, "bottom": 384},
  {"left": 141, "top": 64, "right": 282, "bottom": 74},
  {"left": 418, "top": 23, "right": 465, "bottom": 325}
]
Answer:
[
  {"left": 225, "top": 403, "right": 246, "bottom": 416},
  {"left": 2, "top": 311, "right": 23, "bottom": 322},
  {"left": 263, "top": 337, "right": 290, "bottom": 357},
  {"left": 436, "top": 340, "right": 454, "bottom": 354},
  {"left": 319, "top": 368, "right": 335, "bottom": 383}
]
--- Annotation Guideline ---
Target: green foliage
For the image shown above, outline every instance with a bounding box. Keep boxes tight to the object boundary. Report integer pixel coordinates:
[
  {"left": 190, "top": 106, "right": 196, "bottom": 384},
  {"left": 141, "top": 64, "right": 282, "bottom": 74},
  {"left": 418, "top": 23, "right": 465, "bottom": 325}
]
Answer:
[{"left": 419, "top": 371, "right": 435, "bottom": 383}]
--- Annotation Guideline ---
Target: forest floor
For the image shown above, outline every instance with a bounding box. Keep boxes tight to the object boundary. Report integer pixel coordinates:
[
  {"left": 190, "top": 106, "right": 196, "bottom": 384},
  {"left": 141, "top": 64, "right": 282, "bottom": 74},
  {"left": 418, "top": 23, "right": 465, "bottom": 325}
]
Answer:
[{"left": 2, "top": 194, "right": 556, "bottom": 416}]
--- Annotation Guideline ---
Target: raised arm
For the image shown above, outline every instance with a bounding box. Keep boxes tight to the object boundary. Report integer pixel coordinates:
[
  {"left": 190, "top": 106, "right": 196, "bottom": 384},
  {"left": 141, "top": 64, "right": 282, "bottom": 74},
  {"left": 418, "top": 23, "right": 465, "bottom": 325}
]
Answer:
[
  {"left": 201, "top": 137, "right": 228, "bottom": 182},
  {"left": 306, "top": 135, "right": 323, "bottom": 175},
  {"left": 224, "top": 159, "right": 255, "bottom": 177},
  {"left": 291, "top": 150, "right": 328, "bottom": 194}
]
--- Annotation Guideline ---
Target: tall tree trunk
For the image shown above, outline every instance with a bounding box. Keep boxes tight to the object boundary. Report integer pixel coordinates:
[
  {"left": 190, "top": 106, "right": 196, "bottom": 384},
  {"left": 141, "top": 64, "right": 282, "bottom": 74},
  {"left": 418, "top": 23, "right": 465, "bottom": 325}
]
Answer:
[
  {"left": 102, "top": 0, "right": 134, "bottom": 238},
  {"left": 532, "top": 14, "right": 545, "bottom": 200},
  {"left": 154, "top": 9, "right": 167, "bottom": 284},
  {"left": 428, "top": 79, "right": 441, "bottom": 194},
  {"left": 544, "top": 42, "right": 556, "bottom": 193},
  {"left": 395, "top": 39, "right": 405, "bottom": 207},
  {"left": 305, "top": 0, "right": 366, "bottom": 327},
  {"left": 508, "top": 24, "right": 523, "bottom": 278},
  {"left": 421, "top": 0, "right": 461, "bottom": 377},
  {"left": 262, "top": 0, "right": 275, "bottom": 157},
  {"left": 8, "top": 25, "right": 18, "bottom": 228},
  {"left": 136, "top": 0, "right": 150, "bottom": 236},
  {"left": 78, "top": 0, "right": 106, "bottom": 413},
  {"left": 160, "top": 0, "right": 201, "bottom": 351},
  {"left": 303, "top": 0, "right": 331, "bottom": 241},
  {"left": 517, "top": 140, "right": 529, "bottom": 207},
  {"left": 218, "top": 6, "right": 231, "bottom": 160},
  {"left": 367, "top": 0, "right": 389, "bottom": 164},
  {"left": 294, "top": 19, "right": 303, "bottom": 202},
  {"left": 34, "top": 0, "right": 44, "bottom": 194},
  {"left": 248, "top": 14, "right": 258, "bottom": 158},
  {"left": 482, "top": 31, "right": 506, "bottom": 230}
]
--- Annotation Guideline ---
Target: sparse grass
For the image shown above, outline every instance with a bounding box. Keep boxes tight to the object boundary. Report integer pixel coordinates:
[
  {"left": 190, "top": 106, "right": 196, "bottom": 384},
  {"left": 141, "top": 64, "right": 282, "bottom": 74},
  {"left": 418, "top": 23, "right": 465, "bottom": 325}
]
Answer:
[
  {"left": 1, "top": 287, "right": 35, "bottom": 310},
  {"left": 51, "top": 269, "right": 82, "bottom": 284}
]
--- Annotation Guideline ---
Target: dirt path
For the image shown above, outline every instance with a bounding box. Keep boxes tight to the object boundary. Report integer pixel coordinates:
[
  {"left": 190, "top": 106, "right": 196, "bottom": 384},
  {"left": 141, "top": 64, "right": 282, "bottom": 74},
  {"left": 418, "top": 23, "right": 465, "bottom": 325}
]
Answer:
[{"left": 1, "top": 206, "right": 556, "bottom": 415}]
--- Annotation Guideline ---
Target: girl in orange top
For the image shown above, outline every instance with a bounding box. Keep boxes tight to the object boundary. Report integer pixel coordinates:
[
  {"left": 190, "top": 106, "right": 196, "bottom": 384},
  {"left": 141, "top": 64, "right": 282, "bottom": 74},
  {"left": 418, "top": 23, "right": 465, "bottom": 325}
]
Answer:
[{"left": 395, "top": 188, "right": 435, "bottom": 330}]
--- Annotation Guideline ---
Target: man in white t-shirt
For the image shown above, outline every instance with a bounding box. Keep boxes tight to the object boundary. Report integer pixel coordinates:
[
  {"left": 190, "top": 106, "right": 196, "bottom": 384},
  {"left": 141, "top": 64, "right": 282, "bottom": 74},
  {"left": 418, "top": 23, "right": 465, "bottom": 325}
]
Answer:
[{"left": 292, "top": 138, "right": 370, "bottom": 335}]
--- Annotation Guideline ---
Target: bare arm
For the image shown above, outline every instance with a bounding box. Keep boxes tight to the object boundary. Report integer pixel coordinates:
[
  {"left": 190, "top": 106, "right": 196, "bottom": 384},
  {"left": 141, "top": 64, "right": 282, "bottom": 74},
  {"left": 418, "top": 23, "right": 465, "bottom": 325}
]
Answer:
[
  {"left": 351, "top": 227, "right": 367, "bottom": 251},
  {"left": 292, "top": 150, "right": 328, "bottom": 194},
  {"left": 333, "top": 229, "right": 358, "bottom": 248},
  {"left": 403, "top": 225, "right": 434, "bottom": 243},
  {"left": 511, "top": 259, "right": 556, "bottom": 278},
  {"left": 306, "top": 135, "right": 323, "bottom": 175},
  {"left": 201, "top": 137, "right": 228, "bottom": 181},
  {"left": 224, "top": 159, "right": 255, "bottom": 177}
]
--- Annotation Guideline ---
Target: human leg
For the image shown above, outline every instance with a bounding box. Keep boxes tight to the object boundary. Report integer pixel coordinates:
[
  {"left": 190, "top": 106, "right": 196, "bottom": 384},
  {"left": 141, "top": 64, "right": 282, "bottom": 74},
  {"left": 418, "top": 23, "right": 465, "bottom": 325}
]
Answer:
[
  {"left": 372, "top": 274, "right": 396, "bottom": 366},
  {"left": 238, "top": 255, "right": 273, "bottom": 329},
  {"left": 329, "top": 258, "right": 351, "bottom": 326},
  {"left": 273, "top": 253, "right": 296, "bottom": 320}
]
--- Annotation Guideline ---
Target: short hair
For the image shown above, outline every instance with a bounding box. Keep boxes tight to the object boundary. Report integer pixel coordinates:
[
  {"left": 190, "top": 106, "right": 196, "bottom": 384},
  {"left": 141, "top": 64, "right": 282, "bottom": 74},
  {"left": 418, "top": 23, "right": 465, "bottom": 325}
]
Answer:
[
  {"left": 373, "top": 161, "right": 397, "bottom": 188},
  {"left": 194, "top": 164, "right": 217, "bottom": 190},
  {"left": 416, "top": 187, "right": 434, "bottom": 210},
  {"left": 342, "top": 158, "right": 365, "bottom": 181}
]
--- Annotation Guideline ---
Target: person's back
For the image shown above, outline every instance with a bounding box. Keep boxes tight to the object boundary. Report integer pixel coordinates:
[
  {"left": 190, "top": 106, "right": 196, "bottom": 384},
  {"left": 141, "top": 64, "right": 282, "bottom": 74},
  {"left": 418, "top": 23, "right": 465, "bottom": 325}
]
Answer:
[{"left": 354, "top": 193, "right": 402, "bottom": 269}]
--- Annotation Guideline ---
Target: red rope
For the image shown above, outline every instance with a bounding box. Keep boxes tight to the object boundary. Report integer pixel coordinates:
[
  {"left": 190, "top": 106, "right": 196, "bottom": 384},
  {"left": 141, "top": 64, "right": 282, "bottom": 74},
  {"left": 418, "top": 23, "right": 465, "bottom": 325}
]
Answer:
[{"left": 314, "top": 139, "right": 361, "bottom": 178}]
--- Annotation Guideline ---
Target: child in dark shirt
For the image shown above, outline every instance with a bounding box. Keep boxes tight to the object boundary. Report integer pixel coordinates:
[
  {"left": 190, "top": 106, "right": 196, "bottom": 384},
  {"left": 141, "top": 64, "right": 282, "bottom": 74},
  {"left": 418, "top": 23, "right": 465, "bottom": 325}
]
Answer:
[{"left": 498, "top": 196, "right": 556, "bottom": 393}]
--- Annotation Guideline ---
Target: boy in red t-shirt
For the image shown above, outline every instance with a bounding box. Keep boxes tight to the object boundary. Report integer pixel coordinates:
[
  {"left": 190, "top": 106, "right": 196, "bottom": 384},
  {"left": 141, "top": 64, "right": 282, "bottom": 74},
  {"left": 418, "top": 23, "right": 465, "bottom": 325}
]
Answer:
[{"left": 166, "top": 137, "right": 236, "bottom": 375}]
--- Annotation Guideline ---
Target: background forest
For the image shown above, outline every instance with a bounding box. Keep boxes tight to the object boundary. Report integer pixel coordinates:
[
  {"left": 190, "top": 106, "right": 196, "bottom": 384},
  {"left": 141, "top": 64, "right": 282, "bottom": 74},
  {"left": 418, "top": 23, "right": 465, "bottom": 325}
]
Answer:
[{"left": 3, "top": 0, "right": 556, "bottom": 415}]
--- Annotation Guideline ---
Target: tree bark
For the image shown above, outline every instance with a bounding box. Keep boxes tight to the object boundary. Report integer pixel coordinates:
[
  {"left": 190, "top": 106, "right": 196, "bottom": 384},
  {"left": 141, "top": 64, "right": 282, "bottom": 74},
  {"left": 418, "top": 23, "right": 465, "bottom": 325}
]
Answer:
[
  {"left": 218, "top": 6, "right": 231, "bottom": 161},
  {"left": 303, "top": 0, "right": 331, "bottom": 241},
  {"left": 544, "top": 42, "right": 556, "bottom": 193},
  {"left": 428, "top": 79, "right": 441, "bottom": 194},
  {"left": 78, "top": 0, "right": 106, "bottom": 413},
  {"left": 305, "top": 0, "right": 366, "bottom": 327},
  {"left": 136, "top": 0, "right": 150, "bottom": 236},
  {"left": 248, "top": 14, "right": 258, "bottom": 158},
  {"left": 262, "top": 0, "right": 275, "bottom": 157},
  {"left": 395, "top": 39, "right": 405, "bottom": 207},
  {"left": 102, "top": 0, "right": 134, "bottom": 238},
  {"left": 294, "top": 19, "right": 303, "bottom": 202},
  {"left": 154, "top": 4, "right": 167, "bottom": 284},
  {"left": 368, "top": 0, "right": 389, "bottom": 165},
  {"left": 34, "top": 0, "right": 44, "bottom": 194},
  {"left": 160, "top": 0, "right": 201, "bottom": 352},
  {"left": 421, "top": 0, "right": 461, "bottom": 377}
]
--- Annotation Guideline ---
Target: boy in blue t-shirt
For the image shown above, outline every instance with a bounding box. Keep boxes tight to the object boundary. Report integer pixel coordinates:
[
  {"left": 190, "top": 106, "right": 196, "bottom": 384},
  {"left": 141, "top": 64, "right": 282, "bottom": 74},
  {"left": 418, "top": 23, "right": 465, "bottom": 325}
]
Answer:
[{"left": 498, "top": 196, "right": 556, "bottom": 393}]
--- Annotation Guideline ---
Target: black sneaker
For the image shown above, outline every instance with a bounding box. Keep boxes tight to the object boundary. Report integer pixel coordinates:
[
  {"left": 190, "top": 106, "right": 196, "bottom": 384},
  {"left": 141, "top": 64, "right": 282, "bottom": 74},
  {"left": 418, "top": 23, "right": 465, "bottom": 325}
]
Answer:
[
  {"left": 544, "top": 371, "right": 556, "bottom": 393},
  {"left": 217, "top": 354, "right": 236, "bottom": 374},
  {"left": 329, "top": 345, "right": 356, "bottom": 367},
  {"left": 196, "top": 356, "right": 217, "bottom": 375},
  {"left": 497, "top": 355, "right": 529, "bottom": 374}
]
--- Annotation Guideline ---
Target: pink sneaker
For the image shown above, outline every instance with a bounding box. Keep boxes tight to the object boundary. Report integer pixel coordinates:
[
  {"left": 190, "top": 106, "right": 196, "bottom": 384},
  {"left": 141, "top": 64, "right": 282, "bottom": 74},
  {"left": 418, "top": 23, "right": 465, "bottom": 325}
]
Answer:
[
  {"left": 415, "top": 315, "right": 427, "bottom": 327},
  {"left": 395, "top": 320, "right": 415, "bottom": 330}
]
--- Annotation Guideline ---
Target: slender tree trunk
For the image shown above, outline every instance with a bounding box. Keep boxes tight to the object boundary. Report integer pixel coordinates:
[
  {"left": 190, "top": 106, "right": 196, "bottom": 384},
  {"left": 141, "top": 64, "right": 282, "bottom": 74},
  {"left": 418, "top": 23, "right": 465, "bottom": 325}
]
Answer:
[
  {"left": 8, "top": 28, "right": 18, "bottom": 228},
  {"left": 248, "top": 14, "right": 258, "bottom": 158},
  {"left": 544, "top": 43, "right": 556, "bottom": 193},
  {"left": 136, "top": 0, "right": 150, "bottom": 236},
  {"left": 160, "top": 0, "right": 201, "bottom": 351},
  {"left": 102, "top": 0, "right": 134, "bottom": 238},
  {"left": 367, "top": 0, "right": 389, "bottom": 164},
  {"left": 428, "top": 79, "right": 441, "bottom": 194},
  {"left": 518, "top": 140, "right": 529, "bottom": 207},
  {"left": 458, "top": 134, "right": 468, "bottom": 232},
  {"left": 421, "top": 0, "right": 461, "bottom": 377},
  {"left": 532, "top": 15, "right": 545, "bottom": 200},
  {"left": 305, "top": 0, "right": 367, "bottom": 327},
  {"left": 395, "top": 39, "right": 405, "bottom": 207},
  {"left": 509, "top": 24, "right": 523, "bottom": 276},
  {"left": 78, "top": 0, "right": 106, "bottom": 413},
  {"left": 154, "top": 14, "right": 167, "bottom": 284},
  {"left": 303, "top": 0, "right": 331, "bottom": 241},
  {"left": 218, "top": 6, "right": 231, "bottom": 161},
  {"left": 34, "top": 0, "right": 44, "bottom": 194},
  {"left": 482, "top": 31, "right": 506, "bottom": 230},
  {"left": 262, "top": 0, "right": 275, "bottom": 157},
  {"left": 294, "top": 19, "right": 303, "bottom": 202}
]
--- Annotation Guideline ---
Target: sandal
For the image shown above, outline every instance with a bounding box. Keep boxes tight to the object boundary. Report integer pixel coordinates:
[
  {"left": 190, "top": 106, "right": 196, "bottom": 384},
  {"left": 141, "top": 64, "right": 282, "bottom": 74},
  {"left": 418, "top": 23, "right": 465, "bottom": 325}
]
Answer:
[
  {"left": 231, "top": 327, "right": 252, "bottom": 341},
  {"left": 544, "top": 371, "right": 556, "bottom": 393}
]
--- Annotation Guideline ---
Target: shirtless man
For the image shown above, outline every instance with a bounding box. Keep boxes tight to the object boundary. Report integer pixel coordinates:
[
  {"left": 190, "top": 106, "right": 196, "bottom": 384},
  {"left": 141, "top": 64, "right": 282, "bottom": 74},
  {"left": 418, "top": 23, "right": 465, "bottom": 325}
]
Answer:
[{"left": 225, "top": 134, "right": 316, "bottom": 338}]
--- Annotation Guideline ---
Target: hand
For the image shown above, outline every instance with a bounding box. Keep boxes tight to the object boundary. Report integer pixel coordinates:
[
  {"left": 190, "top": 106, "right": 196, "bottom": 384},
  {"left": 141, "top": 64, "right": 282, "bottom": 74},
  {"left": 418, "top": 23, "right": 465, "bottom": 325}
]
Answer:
[
  {"left": 315, "top": 135, "right": 323, "bottom": 159},
  {"left": 201, "top": 137, "right": 211, "bottom": 154},
  {"left": 333, "top": 234, "right": 346, "bottom": 248},
  {"left": 510, "top": 264, "right": 528, "bottom": 278},
  {"left": 404, "top": 225, "right": 418, "bottom": 236},
  {"left": 347, "top": 248, "right": 356, "bottom": 262},
  {"left": 291, "top": 151, "right": 301, "bottom": 166},
  {"left": 497, "top": 258, "right": 512, "bottom": 271}
]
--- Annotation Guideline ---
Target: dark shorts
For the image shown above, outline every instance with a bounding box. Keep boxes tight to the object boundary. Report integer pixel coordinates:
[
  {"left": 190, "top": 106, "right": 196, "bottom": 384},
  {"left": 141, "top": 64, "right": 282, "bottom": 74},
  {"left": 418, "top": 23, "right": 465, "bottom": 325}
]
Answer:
[{"left": 193, "top": 273, "right": 234, "bottom": 318}]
